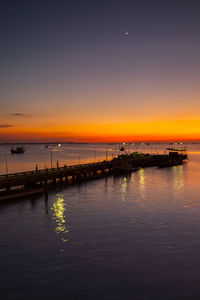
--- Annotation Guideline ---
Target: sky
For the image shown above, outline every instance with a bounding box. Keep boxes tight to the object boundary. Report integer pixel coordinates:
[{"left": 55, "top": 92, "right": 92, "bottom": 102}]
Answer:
[{"left": 1, "top": 0, "right": 200, "bottom": 142}]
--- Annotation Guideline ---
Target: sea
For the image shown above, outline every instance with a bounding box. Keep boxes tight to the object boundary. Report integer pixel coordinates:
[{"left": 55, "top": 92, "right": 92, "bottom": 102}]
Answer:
[{"left": 1, "top": 143, "right": 200, "bottom": 299}]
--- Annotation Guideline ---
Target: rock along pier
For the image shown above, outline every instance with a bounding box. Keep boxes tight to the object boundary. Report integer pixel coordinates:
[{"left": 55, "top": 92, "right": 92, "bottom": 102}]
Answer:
[{"left": 0, "top": 150, "right": 187, "bottom": 201}]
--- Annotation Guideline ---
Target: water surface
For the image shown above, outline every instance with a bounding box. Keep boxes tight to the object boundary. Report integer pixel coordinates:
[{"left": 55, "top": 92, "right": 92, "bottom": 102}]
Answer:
[{"left": 1, "top": 144, "right": 200, "bottom": 299}]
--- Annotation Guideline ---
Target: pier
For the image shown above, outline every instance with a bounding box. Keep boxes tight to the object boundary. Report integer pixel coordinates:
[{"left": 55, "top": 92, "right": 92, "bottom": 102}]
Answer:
[{"left": 0, "top": 150, "right": 187, "bottom": 201}]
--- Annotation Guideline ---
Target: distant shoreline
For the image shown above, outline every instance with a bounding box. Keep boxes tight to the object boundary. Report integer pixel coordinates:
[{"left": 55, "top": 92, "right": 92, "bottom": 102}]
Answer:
[{"left": 0, "top": 141, "right": 199, "bottom": 145}]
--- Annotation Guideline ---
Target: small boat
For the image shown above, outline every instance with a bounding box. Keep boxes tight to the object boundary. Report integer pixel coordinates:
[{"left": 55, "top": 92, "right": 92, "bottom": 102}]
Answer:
[
  {"left": 119, "top": 146, "right": 125, "bottom": 151},
  {"left": 10, "top": 146, "right": 25, "bottom": 154}
]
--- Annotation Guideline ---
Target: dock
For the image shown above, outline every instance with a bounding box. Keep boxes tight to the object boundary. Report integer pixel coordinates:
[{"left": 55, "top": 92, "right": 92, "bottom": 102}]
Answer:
[{"left": 0, "top": 150, "right": 187, "bottom": 201}]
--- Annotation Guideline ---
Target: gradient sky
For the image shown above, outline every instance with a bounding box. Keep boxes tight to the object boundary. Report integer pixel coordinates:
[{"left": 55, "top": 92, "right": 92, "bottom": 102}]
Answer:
[{"left": 1, "top": 0, "right": 200, "bottom": 142}]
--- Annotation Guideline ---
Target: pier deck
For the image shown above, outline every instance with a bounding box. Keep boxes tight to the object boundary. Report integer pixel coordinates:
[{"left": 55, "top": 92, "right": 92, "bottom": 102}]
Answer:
[{"left": 0, "top": 152, "right": 187, "bottom": 201}]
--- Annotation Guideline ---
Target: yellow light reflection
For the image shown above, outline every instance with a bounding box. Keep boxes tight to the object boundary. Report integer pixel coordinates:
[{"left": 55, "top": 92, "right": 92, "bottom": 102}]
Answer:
[
  {"left": 121, "top": 177, "right": 128, "bottom": 202},
  {"left": 51, "top": 194, "right": 69, "bottom": 246},
  {"left": 138, "top": 168, "right": 146, "bottom": 200},
  {"left": 172, "top": 165, "right": 184, "bottom": 198}
]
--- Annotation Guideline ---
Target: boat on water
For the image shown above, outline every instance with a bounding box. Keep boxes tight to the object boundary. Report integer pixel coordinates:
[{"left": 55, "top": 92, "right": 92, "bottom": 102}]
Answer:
[{"left": 10, "top": 146, "right": 25, "bottom": 154}]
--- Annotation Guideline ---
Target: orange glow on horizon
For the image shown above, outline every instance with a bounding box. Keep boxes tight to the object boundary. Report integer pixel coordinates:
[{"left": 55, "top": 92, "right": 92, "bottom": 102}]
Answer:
[{"left": 1, "top": 118, "right": 200, "bottom": 142}]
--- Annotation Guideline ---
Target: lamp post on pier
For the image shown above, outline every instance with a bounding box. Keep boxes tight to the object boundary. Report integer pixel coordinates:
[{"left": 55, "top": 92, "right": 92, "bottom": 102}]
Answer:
[
  {"left": 106, "top": 144, "right": 108, "bottom": 161},
  {"left": 94, "top": 148, "right": 96, "bottom": 162},
  {"left": 50, "top": 147, "right": 53, "bottom": 168},
  {"left": 5, "top": 156, "right": 8, "bottom": 174}
]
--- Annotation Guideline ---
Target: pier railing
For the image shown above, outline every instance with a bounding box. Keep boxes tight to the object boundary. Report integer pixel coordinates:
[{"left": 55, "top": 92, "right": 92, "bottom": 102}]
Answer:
[
  {"left": 0, "top": 161, "right": 110, "bottom": 179},
  {"left": 0, "top": 152, "right": 188, "bottom": 200}
]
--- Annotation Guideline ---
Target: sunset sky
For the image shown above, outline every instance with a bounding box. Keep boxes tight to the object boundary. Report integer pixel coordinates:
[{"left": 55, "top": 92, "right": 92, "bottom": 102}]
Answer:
[{"left": 1, "top": 0, "right": 200, "bottom": 142}]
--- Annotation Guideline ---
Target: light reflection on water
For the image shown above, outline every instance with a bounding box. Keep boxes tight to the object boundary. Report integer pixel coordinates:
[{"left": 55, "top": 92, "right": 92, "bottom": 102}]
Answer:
[
  {"left": 172, "top": 165, "right": 185, "bottom": 198},
  {"left": 121, "top": 177, "right": 128, "bottom": 202},
  {"left": 51, "top": 194, "right": 69, "bottom": 247},
  {"left": 138, "top": 168, "right": 146, "bottom": 200}
]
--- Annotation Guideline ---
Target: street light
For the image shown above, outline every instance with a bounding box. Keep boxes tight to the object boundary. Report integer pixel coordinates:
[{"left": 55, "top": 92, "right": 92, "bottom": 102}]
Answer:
[{"left": 51, "top": 147, "right": 53, "bottom": 168}]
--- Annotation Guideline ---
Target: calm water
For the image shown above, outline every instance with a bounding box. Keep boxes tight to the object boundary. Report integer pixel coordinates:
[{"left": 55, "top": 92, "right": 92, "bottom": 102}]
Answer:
[{"left": 1, "top": 143, "right": 200, "bottom": 299}]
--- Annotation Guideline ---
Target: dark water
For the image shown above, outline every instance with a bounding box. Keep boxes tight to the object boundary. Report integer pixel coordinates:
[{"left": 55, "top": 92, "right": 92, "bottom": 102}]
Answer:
[{"left": 1, "top": 144, "right": 200, "bottom": 299}]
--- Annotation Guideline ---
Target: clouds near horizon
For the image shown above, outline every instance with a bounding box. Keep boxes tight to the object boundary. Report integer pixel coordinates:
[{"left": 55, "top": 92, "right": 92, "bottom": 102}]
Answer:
[{"left": 0, "top": 124, "right": 15, "bottom": 128}]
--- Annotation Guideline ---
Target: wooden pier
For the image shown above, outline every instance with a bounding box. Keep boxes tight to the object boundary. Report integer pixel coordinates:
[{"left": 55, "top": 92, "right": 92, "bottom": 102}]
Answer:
[{"left": 0, "top": 151, "right": 187, "bottom": 201}]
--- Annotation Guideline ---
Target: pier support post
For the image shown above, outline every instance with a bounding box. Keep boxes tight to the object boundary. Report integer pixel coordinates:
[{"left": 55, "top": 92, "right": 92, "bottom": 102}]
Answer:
[
  {"left": 101, "top": 169, "right": 105, "bottom": 177},
  {"left": 45, "top": 191, "right": 48, "bottom": 201},
  {"left": 6, "top": 182, "right": 10, "bottom": 191},
  {"left": 83, "top": 172, "right": 87, "bottom": 178},
  {"left": 44, "top": 178, "right": 48, "bottom": 197},
  {"left": 76, "top": 173, "right": 82, "bottom": 183},
  {"left": 93, "top": 171, "right": 97, "bottom": 177}
]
